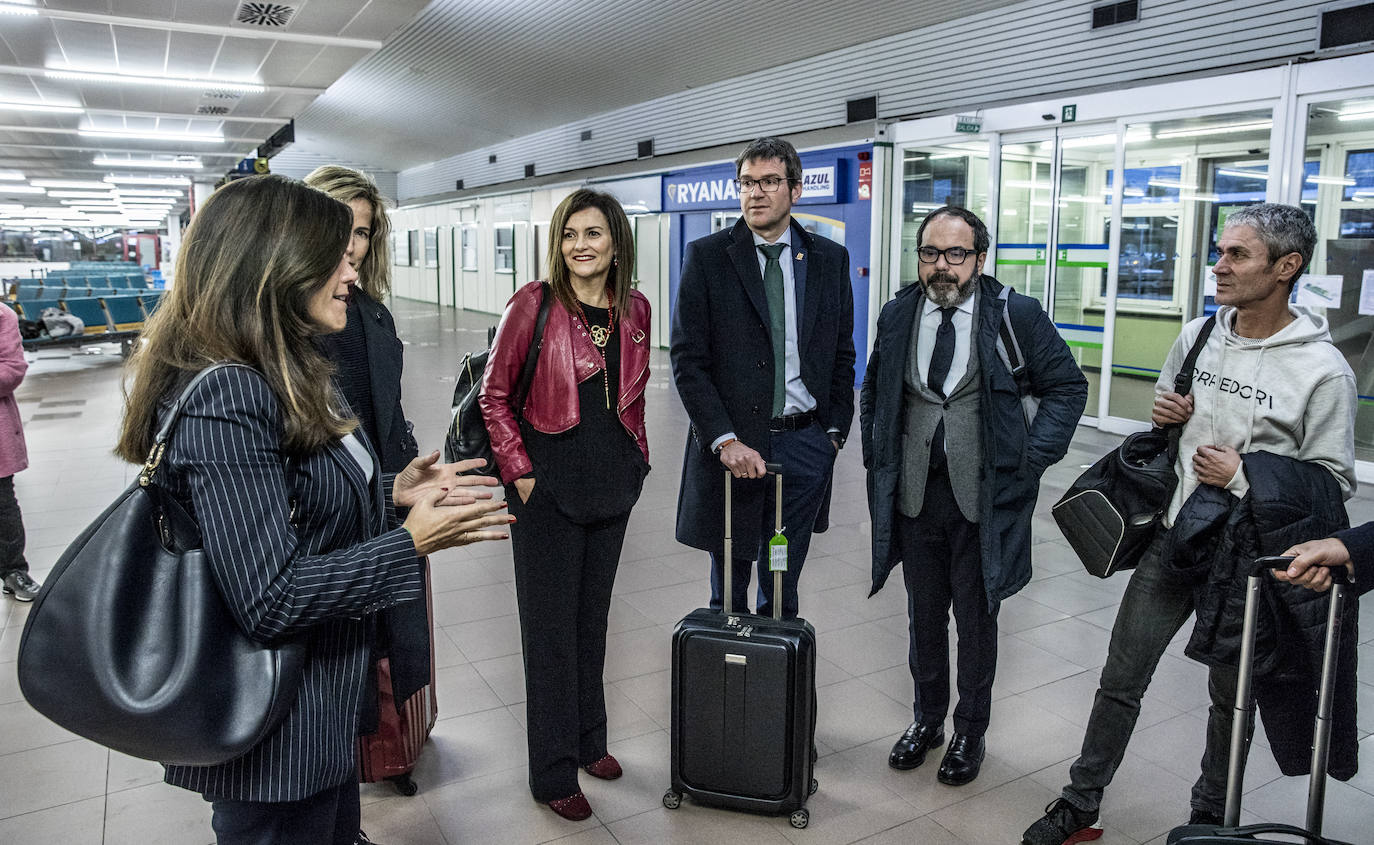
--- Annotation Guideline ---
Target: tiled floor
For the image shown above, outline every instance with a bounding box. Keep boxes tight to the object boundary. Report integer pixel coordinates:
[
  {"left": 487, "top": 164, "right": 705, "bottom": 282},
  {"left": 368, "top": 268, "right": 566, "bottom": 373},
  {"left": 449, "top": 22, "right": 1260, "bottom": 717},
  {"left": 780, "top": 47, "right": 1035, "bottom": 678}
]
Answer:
[{"left": 2, "top": 298, "right": 1371, "bottom": 845}]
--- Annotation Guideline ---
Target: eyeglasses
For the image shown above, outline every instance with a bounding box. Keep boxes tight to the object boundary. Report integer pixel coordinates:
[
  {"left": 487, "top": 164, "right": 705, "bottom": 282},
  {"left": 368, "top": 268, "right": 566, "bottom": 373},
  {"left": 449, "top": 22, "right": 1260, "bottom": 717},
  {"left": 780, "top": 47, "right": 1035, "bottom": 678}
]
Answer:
[
  {"left": 917, "top": 246, "right": 979, "bottom": 265},
  {"left": 733, "top": 176, "right": 790, "bottom": 194}
]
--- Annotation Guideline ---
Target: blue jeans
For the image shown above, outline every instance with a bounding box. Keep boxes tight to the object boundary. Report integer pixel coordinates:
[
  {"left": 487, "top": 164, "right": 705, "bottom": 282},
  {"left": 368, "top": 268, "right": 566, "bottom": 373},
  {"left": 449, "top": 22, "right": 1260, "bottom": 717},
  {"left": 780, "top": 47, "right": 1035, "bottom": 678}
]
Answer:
[{"left": 1063, "top": 532, "right": 1244, "bottom": 816}]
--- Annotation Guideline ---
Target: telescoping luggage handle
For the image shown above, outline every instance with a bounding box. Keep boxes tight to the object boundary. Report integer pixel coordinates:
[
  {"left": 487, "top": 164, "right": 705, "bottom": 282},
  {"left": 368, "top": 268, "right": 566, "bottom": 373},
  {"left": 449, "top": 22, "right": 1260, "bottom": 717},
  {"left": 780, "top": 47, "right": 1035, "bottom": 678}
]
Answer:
[
  {"left": 723, "top": 463, "right": 784, "bottom": 621},
  {"left": 1225, "top": 555, "right": 1349, "bottom": 833}
]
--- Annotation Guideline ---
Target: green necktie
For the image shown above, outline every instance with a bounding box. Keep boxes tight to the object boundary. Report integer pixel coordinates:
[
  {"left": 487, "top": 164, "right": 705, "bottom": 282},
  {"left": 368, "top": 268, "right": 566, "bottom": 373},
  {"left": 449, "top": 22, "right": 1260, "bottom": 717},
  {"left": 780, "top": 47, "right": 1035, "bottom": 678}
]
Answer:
[{"left": 758, "top": 242, "right": 787, "bottom": 417}]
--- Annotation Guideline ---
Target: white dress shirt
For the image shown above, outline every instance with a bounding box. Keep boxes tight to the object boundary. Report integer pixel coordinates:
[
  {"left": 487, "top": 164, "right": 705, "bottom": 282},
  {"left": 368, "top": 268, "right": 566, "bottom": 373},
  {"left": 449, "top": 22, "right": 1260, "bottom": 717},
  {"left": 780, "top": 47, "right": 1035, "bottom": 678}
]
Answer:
[{"left": 916, "top": 289, "right": 976, "bottom": 396}]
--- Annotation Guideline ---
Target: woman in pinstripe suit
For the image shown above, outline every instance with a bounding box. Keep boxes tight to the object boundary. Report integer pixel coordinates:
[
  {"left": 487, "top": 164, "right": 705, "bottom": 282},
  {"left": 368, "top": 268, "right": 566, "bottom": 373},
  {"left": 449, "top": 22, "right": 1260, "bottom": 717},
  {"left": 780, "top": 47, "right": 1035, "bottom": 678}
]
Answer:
[{"left": 115, "top": 174, "right": 512, "bottom": 845}]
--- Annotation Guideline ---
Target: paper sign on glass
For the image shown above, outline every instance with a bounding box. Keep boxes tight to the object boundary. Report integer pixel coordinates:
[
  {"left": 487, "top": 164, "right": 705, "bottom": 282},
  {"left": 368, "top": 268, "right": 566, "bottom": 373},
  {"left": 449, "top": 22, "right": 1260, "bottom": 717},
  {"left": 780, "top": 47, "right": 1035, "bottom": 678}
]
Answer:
[
  {"left": 1360, "top": 269, "right": 1374, "bottom": 316},
  {"left": 1204, "top": 266, "right": 1217, "bottom": 297},
  {"left": 1296, "top": 274, "right": 1342, "bottom": 309}
]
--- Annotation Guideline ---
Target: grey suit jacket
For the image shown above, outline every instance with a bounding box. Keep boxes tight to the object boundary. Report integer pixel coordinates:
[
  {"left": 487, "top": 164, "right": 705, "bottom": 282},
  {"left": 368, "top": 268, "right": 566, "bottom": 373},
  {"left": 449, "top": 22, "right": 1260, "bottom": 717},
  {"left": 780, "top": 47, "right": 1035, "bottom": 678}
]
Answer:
[{"left": 158, "top": 365, "right": 423, "bottom": 802}]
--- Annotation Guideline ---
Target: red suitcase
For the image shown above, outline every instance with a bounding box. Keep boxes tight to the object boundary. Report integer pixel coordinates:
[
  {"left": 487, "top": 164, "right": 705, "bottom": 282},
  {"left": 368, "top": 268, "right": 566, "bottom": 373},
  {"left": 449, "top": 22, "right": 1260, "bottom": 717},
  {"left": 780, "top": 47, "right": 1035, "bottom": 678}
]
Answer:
[{"left": 357, "top": 568, "right": 438, "bottom": 796}]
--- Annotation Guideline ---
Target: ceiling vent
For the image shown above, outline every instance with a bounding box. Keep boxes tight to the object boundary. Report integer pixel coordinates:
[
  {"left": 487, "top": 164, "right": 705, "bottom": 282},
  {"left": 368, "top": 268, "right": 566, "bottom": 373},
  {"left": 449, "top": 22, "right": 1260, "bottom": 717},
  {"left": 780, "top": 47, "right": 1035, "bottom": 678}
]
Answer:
[
  {"left": 235, "top": 2, "right": 296, "bottom": 28},
  {"left": 1091, "top": 0, "right": 1139, "bottom": 29},
  {"left": 1318, "top": 2, "right": 1374, "bottom": 50},
  {"left": 202, "top": 89, "right": 245, "bottom": 100},
  {"left": 637, "top": 139, "right": 654, "bottom": 158},
  {"left": 196, "top": 104, "right": 231, "bottom": 115}
]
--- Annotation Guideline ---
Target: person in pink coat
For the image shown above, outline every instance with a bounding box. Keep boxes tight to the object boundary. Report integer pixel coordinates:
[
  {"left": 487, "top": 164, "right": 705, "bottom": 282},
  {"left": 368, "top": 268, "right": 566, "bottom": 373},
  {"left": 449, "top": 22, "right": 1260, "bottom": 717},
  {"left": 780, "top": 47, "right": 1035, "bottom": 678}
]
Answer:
[{"left": 0, "top": 304, "right": 38, "bottom": 601}]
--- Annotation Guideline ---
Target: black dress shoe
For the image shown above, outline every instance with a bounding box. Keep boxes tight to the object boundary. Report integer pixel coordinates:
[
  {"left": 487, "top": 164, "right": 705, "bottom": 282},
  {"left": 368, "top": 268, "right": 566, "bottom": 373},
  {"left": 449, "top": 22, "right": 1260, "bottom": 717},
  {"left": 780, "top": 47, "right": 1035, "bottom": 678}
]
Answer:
[
  {"left": 936, "top": 733, "right": 985, "bottom": 785},
  {"left": 888, "top": 721, "right": 945, "bottom": 770}
]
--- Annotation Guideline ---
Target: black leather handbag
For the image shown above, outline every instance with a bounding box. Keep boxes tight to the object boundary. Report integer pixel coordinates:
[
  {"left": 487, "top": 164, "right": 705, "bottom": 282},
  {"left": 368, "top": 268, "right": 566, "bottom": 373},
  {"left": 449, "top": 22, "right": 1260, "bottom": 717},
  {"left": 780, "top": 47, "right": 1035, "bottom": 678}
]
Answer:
[
  {"left": 1052, "top": 315, "right": 1216, "bottom": 578},
  {"left": 17, "top": 364, "right": 305, "bottom": 766},
  {"left": 444, "top": 282, "right": 552, "bottom": 473}
]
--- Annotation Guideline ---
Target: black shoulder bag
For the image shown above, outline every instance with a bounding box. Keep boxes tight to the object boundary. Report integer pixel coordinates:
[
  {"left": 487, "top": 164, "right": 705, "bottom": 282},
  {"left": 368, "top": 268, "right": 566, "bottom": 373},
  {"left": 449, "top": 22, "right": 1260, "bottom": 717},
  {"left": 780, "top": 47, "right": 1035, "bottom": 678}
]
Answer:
[
  {"left": 18, "top": 363, "right": 306, "bottom": 765},
  {"left": 1052, "top": 315, "right": 1216, "bottom": 578},
  {"left": 445, "top": 282, "right": 553, "bottom": 474}
]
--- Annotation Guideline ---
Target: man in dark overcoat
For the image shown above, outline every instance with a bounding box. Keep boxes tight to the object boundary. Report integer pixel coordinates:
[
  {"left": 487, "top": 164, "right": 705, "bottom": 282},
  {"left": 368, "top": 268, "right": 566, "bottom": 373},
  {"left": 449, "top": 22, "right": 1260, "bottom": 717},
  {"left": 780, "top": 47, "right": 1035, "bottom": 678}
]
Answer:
[
  {"left": 860, "top": 206, "right": 1086, "bottom": 785},
  {"left": 671, "top": 136, "right": 856, "bottom": 620}
]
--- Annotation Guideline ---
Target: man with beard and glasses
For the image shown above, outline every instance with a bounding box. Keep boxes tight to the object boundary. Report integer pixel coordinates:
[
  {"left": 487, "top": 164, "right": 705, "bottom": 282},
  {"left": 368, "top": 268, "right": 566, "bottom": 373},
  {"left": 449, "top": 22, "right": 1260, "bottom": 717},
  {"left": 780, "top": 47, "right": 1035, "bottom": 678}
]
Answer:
[{"left": 860, "top": 206, "right": 1086, "bottom": 786}]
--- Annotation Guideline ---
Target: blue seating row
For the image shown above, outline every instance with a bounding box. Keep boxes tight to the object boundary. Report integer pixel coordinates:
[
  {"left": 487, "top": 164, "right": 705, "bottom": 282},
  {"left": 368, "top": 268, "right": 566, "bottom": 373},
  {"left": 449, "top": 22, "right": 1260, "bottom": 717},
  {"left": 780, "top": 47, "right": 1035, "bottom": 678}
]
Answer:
[{"left": 3, "top": 292, "right": 164, "bottom": 349}]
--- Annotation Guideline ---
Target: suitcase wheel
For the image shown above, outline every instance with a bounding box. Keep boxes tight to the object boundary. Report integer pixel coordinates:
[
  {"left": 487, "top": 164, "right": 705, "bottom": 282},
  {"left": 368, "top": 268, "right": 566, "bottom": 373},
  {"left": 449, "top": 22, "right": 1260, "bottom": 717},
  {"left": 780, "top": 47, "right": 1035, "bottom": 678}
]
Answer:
[
  {"left": 662, "top": 789, "right": 682, "bottom": 810},
  {"left": 790, "top": 809, "right": 809, "bottom": 829},
  {"left": 809, "top": 778, "right": 818, "bottom": 795},
  {"left": 387, "top": 773, "right": 418, "bottom": 796}
]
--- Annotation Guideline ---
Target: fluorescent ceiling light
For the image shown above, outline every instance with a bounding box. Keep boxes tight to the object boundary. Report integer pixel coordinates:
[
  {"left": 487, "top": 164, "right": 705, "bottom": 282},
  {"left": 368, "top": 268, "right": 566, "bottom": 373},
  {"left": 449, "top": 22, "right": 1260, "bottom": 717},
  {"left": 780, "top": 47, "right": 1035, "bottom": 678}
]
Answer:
[
  {"left": 94, "top": 156, "right": 202, "bottom": 170},
  {"left": 1305, "top": 174, "right": 1356, "bottom": 186},
  {"left": 1147, "top": 179, "right": 1187, "bottom": 188},
  {"left": 1154, "top": 121, "right": 1271, "bottom": 139},
  {"left": 105, "top": 174, "right": 192, "bottom": 185},
  {"left": 1216, "top": 168, "right": 1269, "bottom": 180},
  {"left": 0, "top": 185, "right": 45, "bottom": 194},
  {"left": 61, "top": 199, "right": 117, "bottom": 206},
  {"left": 115, "top": 188, "right": 182, "bottom": 197},
  {"left": 80, "top": 128, "right": 223, "bottom": 143},
  {"left": 0, "top": 170, "right": 22, "bottom": 180},
  {"left": 1336, "top": 110, "right": 1374, "bottom": 122},
  {"left": 47, "top": 68, "right": 265, "bottom": 94},
  {"left": 0, "top": 100, "right": 83, "bottom": 115},
  {"left": 1181, "top": 193, "right": 1221, "bottom": 202},
  {"left": 47, "top": 190, "right": 116, "bottom": 198},
  {"left": 0, "top": 4, "right": 39, "bottom": 17},
  {"left": 30, "top": 179, "right": 113, "bottom": 190}
]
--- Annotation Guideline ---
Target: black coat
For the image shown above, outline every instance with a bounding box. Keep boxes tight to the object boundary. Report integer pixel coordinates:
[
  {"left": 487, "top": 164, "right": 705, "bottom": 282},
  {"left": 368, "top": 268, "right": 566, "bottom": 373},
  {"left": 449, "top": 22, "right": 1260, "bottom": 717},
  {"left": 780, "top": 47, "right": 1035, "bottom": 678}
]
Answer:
[
  {"left": 860, "top": 275, "right": 1087, "bottom": 609},
  {"left": 670, "top": 217, "right": 855, "bottom": 554},
  {"left": 318, "top": 288, "right": 427, "bottom": 723},
  {"left": 1166, "top": 451, "right": 1358, "bottom": 780}
]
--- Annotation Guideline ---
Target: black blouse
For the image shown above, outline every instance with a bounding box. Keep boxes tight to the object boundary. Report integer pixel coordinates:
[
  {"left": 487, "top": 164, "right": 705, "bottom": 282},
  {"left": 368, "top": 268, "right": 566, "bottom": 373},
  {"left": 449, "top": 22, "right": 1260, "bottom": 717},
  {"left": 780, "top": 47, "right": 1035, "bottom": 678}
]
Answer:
[{"left": 520, "top": 303, "right": 647, "bottom": 523}]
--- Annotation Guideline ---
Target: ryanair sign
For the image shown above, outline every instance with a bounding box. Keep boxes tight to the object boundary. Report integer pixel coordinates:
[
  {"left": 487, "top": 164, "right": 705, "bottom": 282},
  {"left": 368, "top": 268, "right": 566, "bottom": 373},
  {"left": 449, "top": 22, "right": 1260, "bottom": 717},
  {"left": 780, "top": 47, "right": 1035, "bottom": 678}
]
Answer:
[{"left": 664, "top": 164, "right": 838, "bottom": 210}]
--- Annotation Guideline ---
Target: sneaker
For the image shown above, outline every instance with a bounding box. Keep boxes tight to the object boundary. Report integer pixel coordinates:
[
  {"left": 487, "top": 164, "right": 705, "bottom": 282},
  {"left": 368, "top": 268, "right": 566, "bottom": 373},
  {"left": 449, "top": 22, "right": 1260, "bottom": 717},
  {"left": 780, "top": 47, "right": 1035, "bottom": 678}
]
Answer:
[
  {"left": 1, "top": 571, "right": 39, "bottom": 602},
  {"left": 1188, "top": 808, "right": 1225, "bottom": 827},
  {"left": 1022, "top": 797, "right": 1104, "bottom": 845}
]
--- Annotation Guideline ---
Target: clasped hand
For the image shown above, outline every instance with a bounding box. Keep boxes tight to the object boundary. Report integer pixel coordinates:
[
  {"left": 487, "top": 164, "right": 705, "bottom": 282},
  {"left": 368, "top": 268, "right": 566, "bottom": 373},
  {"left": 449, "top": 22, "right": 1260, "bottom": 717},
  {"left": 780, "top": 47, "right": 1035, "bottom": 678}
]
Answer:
[{"left": 395, "top": 453, "right": 513, "bottom": 556}]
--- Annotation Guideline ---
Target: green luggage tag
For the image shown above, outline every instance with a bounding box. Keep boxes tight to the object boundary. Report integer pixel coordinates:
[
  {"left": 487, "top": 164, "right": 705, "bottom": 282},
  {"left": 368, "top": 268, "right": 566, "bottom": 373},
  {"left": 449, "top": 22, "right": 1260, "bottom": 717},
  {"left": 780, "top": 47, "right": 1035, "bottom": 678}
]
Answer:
[{"left": 768, "top": 527, "right": 788, "bottom": 572}]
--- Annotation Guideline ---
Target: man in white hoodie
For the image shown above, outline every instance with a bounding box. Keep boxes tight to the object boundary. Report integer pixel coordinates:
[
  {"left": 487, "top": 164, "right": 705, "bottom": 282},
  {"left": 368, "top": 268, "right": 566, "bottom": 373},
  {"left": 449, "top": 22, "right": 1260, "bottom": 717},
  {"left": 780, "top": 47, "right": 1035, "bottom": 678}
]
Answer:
[{"left": 1023, "top": 203, "right": 1357, "bottom": 845}]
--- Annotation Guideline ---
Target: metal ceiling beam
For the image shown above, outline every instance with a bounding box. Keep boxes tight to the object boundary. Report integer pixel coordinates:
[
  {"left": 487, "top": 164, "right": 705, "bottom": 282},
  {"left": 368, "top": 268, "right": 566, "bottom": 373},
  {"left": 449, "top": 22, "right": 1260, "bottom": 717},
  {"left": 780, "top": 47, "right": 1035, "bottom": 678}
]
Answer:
[
  {"left": 28, "top": 7, "right": 384, "bottom": 50},
  {"left": 0, "top": 141, "right": 242, "bottom": 157},
  {"left": 0, "top": 124, "right": 261, "bottom": 144},
  {"left": 86, "top": 108, "right": 292, "bottom": 124}
]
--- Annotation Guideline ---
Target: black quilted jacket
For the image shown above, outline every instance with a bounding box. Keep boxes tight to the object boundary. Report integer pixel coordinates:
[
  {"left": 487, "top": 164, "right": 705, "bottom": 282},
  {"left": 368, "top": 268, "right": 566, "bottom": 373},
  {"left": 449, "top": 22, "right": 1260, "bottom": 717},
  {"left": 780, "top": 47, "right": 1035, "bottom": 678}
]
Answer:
[{"left": 1164, "top": 451, "right": 1357, "bottom": 780}]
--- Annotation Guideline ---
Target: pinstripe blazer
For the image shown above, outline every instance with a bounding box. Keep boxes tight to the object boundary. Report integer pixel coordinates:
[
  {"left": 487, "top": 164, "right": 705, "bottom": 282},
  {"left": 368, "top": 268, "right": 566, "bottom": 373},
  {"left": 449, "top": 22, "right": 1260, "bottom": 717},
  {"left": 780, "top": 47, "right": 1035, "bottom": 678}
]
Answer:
[{"left": 156, "top": 365, "right": 423, "bottom": 802}]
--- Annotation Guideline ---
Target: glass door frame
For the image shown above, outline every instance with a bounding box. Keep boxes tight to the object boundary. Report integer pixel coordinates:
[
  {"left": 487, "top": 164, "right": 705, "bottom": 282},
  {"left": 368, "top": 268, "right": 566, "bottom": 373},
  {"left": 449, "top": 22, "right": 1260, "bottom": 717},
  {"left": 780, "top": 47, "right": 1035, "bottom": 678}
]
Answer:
[{"left": 888, "top": 94, "right": 1287, "bottom": 435}]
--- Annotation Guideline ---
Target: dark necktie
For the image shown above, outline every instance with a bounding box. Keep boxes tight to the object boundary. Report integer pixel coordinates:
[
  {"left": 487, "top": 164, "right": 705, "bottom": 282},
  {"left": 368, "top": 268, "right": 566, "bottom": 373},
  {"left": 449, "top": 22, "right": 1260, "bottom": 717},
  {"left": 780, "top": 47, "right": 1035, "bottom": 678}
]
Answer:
[
  {"left": 759, "top": 242, "right": 787, "bottom": 417},
  {"left": 927, "top": 306, "right": 956, "bottom": 468}
]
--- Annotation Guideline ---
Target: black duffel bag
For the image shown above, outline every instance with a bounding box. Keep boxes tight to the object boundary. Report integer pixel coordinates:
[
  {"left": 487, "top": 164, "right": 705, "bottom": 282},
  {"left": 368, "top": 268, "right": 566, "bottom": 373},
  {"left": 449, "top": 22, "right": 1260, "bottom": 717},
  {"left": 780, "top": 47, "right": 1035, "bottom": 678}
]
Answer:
[{"left": 1052, "top": 315, "right": 1215, "bottom": 578}]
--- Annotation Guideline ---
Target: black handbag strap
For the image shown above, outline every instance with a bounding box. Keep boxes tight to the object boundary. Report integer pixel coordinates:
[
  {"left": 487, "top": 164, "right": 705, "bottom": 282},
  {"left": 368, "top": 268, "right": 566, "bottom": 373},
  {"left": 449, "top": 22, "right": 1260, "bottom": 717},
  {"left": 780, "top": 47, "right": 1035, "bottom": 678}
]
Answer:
[
  {"left": 1165, "top": 314, "right": 1217, "bottom": 462},
  {"left": 141, "top": 362, "right": 258, "bottom": 487},
  {"left": 512, "top": 282, "right": 553, "bottom": 419}
]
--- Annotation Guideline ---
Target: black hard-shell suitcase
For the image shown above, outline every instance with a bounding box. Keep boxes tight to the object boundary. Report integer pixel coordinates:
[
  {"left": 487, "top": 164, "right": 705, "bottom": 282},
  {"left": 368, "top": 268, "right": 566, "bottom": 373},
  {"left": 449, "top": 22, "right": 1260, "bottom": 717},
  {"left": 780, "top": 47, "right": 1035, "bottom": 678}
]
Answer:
[
  {"left": 663, "top": 466, "right": 818, "bottom": 829},
  {"left": 1167, "top": 556, "right": 1354, "bottom": 845}
]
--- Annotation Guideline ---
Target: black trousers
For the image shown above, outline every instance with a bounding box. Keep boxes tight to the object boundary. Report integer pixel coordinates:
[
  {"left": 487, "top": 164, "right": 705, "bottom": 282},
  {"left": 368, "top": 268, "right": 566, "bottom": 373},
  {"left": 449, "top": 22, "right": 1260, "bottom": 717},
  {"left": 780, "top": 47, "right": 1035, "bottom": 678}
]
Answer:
[
  {"left": 208, "top": 779, "right": 359, "bottom": 845},
  {"left": 897, "top": 465, "right": 999, "bottom": 739},
  {"left": 0, "top": 475, "right": 29, "bottom": 577},
  {"left": 507, "top": 482, "right": 629, "bottom": 801}
]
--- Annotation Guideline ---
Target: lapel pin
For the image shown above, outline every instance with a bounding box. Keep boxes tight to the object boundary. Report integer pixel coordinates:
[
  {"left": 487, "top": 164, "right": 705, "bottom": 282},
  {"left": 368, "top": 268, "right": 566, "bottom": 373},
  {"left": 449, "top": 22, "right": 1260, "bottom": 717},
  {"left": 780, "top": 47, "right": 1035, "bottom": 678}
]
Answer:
[
  {"left": 795, "top": 252, "right": 804, "bottom": 260},
  {"left": 631, "top": 329, "right": 645, "bottom": 343}
]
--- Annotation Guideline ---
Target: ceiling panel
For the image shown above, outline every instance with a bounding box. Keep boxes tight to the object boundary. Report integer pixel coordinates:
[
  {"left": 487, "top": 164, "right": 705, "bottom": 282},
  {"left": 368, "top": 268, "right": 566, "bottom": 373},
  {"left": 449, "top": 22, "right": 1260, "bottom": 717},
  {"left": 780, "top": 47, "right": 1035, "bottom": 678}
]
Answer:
[
  {"left": 49, "top": 20, "right": 117, "bottom": 70},
  {"left": 205, "top": 37, "right": 275, "bottom": 82},
  {"left": 111, "top": 25, "right": 170, "bottom": 72}
]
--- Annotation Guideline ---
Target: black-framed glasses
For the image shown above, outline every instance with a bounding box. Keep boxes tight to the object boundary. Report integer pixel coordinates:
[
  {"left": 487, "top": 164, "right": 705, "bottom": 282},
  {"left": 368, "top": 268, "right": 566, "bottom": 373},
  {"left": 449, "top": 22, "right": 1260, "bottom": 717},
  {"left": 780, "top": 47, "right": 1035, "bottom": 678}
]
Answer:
[
  {"left": 734, "top": 176, "right": 790, "bottom": 194},
  {"left": 916, "top": 246, "right": 978, "bottom": 265}
]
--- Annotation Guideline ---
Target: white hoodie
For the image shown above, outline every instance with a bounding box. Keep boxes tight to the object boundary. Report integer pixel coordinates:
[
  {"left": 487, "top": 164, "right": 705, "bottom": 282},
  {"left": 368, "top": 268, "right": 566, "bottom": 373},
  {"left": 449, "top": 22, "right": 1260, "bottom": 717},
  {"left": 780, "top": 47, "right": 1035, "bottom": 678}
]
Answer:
[{"left": 1156, "top": 304, "right": 1357, "bottom": 526}]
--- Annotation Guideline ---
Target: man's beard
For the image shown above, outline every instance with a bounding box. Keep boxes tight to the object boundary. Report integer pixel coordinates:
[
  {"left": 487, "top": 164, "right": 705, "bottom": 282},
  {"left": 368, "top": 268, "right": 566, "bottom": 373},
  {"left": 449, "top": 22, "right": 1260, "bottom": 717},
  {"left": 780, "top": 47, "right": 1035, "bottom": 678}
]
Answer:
[{"left": 921, "top": 270, "right": 976, "bottom": 307}]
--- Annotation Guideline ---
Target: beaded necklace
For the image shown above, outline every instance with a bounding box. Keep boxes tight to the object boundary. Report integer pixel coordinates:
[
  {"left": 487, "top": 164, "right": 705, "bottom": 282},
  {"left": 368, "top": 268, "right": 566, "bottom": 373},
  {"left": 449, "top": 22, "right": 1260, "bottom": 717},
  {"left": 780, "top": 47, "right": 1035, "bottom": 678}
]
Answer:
[{"left": 573, "top": 290, "right": 616, "bottom": 409}]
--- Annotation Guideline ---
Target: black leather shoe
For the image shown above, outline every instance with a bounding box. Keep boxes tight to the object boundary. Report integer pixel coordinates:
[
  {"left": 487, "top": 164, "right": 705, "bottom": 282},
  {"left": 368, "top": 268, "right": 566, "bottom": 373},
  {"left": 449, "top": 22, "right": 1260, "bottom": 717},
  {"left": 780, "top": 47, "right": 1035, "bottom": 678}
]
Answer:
[
  {"left": 936, "top": 733, "right": 985, "bottom": 785},
  {"left": 888, "top": 721, "right": 945, "bottom": 770}
]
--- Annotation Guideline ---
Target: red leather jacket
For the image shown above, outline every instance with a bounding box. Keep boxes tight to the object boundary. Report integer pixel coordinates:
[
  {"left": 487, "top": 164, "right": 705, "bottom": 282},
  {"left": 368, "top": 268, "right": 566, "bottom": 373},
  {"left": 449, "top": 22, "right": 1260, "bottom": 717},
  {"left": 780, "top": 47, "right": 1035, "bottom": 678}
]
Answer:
[{"left": 480, "top": 281, "right": 651, "bottom": 483}]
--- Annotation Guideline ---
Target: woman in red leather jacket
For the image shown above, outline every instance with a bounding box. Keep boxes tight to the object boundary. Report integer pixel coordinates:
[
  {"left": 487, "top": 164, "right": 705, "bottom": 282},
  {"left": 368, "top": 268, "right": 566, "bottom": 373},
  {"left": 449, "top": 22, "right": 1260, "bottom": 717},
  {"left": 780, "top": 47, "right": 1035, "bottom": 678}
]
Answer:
[{"left": 479, "top": 188, "right": 651, "bottom": 821}]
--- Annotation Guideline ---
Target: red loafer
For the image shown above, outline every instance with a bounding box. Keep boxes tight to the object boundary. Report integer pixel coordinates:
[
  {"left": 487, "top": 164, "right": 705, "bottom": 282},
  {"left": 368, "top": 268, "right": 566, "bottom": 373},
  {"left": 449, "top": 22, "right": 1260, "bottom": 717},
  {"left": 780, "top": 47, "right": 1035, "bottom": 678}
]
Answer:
[
  {"left": 583, "top": 754, "right": 622, "bottom": 780},
  {"left": 547, "top": 791, "right": 592, "bottom": 821}
]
